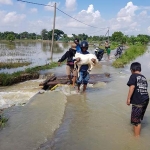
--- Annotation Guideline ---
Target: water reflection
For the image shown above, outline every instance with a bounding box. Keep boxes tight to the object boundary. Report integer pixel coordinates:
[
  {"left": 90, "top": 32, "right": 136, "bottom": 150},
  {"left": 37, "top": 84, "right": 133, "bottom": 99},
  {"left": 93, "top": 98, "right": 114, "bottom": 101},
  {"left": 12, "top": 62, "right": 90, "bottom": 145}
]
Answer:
[
  {"left": 0, "top": 41, "right": 69, "bottom": 73},
  {"left": 5, "top": 42, "right": 16, "bottom": 50}
]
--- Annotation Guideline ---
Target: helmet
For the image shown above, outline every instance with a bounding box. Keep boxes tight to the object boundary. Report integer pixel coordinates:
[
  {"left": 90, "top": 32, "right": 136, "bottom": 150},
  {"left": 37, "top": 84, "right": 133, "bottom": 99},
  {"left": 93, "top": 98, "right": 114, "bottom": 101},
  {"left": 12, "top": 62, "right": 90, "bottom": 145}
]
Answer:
[{"left": 80, "top": 41, "right": 88, "bottom": 50}]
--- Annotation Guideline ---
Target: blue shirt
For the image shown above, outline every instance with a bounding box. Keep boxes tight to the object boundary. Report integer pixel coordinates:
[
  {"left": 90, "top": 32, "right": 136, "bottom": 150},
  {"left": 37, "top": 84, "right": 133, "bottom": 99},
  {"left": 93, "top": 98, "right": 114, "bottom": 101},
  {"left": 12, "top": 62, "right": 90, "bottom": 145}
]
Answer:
[
  {"left": 76, "top": 44, "right": 81, "bottom": 53},
  {"left": 79, "top": 50, "right": 89, "bottom": 72}
]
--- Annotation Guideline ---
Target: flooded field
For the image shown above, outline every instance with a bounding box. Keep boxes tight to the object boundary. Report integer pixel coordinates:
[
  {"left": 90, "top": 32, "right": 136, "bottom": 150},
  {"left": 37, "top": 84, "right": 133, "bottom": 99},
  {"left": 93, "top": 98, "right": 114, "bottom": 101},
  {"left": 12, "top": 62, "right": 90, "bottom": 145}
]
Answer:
[{"left": 0, "top": 41, "right": 69, "bottom": 73}]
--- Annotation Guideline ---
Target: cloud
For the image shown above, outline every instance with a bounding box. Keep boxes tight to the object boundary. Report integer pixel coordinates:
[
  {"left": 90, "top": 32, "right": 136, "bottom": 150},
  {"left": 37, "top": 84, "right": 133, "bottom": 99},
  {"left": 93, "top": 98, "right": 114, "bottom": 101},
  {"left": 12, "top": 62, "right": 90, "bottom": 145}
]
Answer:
[
  {"left": 148, "top": 26, "right": 150, "bottom": 34},
  {"left": 16, "top": 1, "right": 26, "bottom": 10},
  {"left": 65, "top": 0, "right": 77, "bottom": 11},
  {"left": 0, "top": 11, "right": 26, "bottom": 25},
  {"left": 139, "top": 10, "right": 147, "bottom": 16},
  {"left": 44, "top": 2, "right": 60, "bottom": 11},
  {"left": 67, "top": 4, "right": 101, "bottom": 28},
  {"left": 30, "top": 8, "right": 38, "bottom": 13},
  {"left": 117, "top": 2, "right": 138, "bottom": 22},
  {"left": 0, "top": 1, "right": 150, "bottom": 36},
  {"left": 107, "top": 2, "right": 150, "bottom": 35},
  {"left": 0, "top": 0, "right": 13, "bottom": 5}
]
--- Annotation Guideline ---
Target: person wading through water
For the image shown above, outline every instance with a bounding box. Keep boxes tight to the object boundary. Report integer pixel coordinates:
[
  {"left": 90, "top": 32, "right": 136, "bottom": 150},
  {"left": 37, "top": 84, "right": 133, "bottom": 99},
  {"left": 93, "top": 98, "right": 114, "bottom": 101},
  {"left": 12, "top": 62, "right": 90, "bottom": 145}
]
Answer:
[{"left": 58, "top": 43, "right": 78, "bottom": 87}]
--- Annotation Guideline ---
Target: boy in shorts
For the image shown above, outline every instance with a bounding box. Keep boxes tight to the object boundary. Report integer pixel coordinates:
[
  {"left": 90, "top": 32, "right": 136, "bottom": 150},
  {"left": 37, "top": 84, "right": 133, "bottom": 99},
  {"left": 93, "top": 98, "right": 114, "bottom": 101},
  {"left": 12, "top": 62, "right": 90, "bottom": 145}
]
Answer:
[{"left": 126, "top": 62, "right": 149, "bottom": 137}]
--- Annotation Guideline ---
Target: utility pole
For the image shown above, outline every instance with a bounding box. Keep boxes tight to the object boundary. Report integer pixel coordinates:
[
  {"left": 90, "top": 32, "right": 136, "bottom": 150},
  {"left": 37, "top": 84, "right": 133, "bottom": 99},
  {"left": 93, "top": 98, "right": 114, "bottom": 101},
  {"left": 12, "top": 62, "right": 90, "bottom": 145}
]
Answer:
[
  {"left": 50, "top": 2, "right": 56, "bottom": 60},
  {"left": 108, "top": 27, "right": 109, "bottom": 43}
]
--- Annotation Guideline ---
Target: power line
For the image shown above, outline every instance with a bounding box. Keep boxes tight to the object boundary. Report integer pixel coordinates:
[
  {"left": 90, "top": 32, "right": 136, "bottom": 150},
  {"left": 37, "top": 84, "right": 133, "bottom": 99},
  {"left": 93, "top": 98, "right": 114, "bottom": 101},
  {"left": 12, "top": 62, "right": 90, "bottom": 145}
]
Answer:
[
  {"left": 17, "top": 0, "right": 54, "bottom": 7},
  {"left": 56, "top": 8, "right": 97, "bottom": 28},
  {"left": 16, "top": 0, "right": 101, "bottom": 28},
  {"left": 88, "top": 28, "right": 108, "bottom": 35}
]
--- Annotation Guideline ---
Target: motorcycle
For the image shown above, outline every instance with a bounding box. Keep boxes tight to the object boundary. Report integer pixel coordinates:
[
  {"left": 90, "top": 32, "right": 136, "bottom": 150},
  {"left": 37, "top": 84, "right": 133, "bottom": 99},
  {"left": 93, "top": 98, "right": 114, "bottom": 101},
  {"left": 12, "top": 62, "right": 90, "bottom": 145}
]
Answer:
[
  {"left": 114, "top": 45, "right": 123, "bottom": 59},
  {"left": 93, "top": 45, "right": 104, "bottom": 61}
]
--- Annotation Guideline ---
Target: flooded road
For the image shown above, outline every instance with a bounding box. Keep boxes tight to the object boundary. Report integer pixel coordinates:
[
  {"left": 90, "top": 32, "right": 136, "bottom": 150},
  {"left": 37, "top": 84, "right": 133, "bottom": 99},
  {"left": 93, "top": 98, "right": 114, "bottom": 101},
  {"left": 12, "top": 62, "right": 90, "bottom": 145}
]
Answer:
[
  {"left": 39, "top": 48, "right": 150, "bottom": 150},
  {"left": 0, "top": 46, "right": 150, "bottom": 150}
]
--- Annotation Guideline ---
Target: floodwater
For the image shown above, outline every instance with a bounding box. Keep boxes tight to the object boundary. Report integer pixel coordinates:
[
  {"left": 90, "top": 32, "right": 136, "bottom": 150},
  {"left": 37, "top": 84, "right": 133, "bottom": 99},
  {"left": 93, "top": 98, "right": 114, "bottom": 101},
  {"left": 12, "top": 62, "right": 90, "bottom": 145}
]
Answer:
[
  {"left": 0, "top": 41, "right": 69, "bottom": 73},
  {"left": 0, "top": 42, "right": 150, "bottom": 150},
  {"left": 38, "top": 48, "right": 150, "bottom": 150}
]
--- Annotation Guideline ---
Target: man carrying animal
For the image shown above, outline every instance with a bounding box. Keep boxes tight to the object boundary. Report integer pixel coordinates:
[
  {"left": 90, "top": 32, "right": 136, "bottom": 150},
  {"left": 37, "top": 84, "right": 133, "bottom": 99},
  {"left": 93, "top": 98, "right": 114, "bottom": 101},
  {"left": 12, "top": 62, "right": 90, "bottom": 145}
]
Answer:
[{"left": 75, "top": 41, "right": 97, "bottom": 92}]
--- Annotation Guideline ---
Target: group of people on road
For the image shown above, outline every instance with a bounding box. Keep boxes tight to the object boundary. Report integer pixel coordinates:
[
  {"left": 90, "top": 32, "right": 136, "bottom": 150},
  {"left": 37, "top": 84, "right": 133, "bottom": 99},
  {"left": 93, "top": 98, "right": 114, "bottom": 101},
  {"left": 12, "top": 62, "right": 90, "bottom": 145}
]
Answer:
[
  {"left": 58, "top": 39, "right": 90, "bottom": 92},
  {"left": 58, "top": 40, "right": 149, "bottom": 137}
]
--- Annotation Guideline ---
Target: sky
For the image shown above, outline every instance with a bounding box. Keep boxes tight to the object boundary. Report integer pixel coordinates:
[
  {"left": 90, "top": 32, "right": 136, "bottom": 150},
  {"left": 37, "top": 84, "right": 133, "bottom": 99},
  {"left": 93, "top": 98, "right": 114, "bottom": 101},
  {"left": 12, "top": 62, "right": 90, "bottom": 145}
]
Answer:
[{"left": 0, "top": 0, "right": 150, "bottom": 36}]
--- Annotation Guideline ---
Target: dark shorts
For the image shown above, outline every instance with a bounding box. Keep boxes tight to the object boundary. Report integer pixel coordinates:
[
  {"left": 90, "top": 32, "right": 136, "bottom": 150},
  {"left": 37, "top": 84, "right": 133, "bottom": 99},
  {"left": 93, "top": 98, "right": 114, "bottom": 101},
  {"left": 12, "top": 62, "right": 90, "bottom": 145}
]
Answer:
[
  {"left": 131, "top": 100, "right": 149, "bottom": 126},
  {"left": 77, "top": 71, "right": 90, "bottom": 85}
]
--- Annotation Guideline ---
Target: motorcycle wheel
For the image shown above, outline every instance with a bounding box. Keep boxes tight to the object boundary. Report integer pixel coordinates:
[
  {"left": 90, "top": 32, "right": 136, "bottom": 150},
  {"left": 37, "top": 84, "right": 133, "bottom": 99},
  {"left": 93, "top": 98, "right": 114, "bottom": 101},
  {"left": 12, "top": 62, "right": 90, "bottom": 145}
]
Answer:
[{"left": 98, "top": 54, "right": 103, "bottom": 61}]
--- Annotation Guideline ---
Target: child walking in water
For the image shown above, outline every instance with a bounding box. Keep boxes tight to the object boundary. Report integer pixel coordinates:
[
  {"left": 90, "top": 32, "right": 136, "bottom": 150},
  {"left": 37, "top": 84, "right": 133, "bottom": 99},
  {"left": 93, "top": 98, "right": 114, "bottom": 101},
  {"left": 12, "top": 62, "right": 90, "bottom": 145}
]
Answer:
[{"left": 126, "top": 62, "right": 149, "bottom": 137}]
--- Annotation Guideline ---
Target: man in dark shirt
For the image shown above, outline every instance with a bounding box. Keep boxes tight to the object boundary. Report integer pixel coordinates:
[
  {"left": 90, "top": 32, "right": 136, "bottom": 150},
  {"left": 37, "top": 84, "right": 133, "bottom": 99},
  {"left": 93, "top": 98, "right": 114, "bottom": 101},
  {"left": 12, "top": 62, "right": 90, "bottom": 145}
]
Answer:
[
  {"left": 58, "top": 43, "right": 77, "bottom": 87},
  {"left": 126, "top": 62, "right": 149, "bottom": 137},
  {"left": 76, "top": 41, "right": 90, "bottom": 92}
]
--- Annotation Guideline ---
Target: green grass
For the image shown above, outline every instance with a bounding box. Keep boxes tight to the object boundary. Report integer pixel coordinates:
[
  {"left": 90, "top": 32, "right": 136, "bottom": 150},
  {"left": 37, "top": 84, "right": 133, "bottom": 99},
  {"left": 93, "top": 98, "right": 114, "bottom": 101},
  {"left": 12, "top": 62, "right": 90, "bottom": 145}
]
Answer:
[
  {"left": 0, "top": 115, "right": 8, "bottom": 128},
  {"left": 112, "top": 45, "right": 146, "bottom": 68},
  {"left": 0, "top": 62, "right": 31, "bottom": 69},
  {"left": 0, "top": 62, "right": 58, "bottom": 86},
  {"left": 25, "top": 62, "right": 58, "bottom": 73}
]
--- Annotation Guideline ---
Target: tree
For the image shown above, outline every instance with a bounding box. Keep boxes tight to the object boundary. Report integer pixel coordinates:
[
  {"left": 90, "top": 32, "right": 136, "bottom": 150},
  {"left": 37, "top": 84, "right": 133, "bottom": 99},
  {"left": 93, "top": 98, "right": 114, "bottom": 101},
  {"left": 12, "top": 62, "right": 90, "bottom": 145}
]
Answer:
[
  {"left": 61, "top": 34, "right": 69, "bottom": 42},
  {"left": 137, "top": 34, "right": 149, "bottom": 45},
  {"left": 41, "top": 29, "right": 48, "bottom": 40},
  {"left": 6, "top": 34, "right": 15, "bottom": 41},
  {"left": 128, "top": 36, "right": 136, "bottom": 45},
  {"left": 111, "top": 31, "right": 124, "bottom": 43}
]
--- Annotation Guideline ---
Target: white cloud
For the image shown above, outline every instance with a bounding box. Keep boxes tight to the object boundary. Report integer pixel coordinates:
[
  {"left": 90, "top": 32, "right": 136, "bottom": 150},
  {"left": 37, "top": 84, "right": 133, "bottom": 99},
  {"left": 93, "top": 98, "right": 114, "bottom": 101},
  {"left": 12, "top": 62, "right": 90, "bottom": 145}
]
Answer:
[
  {"left": 0, "top": 0, "right": 13, "bottom": 5},
  {"left": 117, "top": 2, "right": 138, "bottom": 22},
  {"left": 139, "top": 10, "right": 147, "bottom": 16},
  {"left": 65, "top": 0, "right": 77, "bottom": 11},
  {"left": 0, "top": 1, "right": 150, "bottom": 36},
  {"left": 17, "top": 1, "right": 26, "bottom": 10},
  {"left": 67, "top": 4, "right": 101, "bottom": 28},
  {"left": 44, "top": 2, "right": 60, "bottom": 11},
  {"left": 148, "top": 26, "right": 150, "bottom": 34},
  {"left": 0, "top": 11, "right": 26, "bottom": 25},
  {"left": 30, "top": 8, "right": 38, "bottom": 13},
  {"left": 139, "top": 6, "right": 150, "bottom": 10}
]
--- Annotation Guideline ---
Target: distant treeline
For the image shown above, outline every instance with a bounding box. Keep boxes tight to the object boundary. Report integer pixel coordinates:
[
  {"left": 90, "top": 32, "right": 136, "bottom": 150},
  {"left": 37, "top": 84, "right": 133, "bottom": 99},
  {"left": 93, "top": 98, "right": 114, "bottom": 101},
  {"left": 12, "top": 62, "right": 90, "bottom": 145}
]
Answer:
[{"left": 0, "top": 29, "right": 150, "bottom": 45}]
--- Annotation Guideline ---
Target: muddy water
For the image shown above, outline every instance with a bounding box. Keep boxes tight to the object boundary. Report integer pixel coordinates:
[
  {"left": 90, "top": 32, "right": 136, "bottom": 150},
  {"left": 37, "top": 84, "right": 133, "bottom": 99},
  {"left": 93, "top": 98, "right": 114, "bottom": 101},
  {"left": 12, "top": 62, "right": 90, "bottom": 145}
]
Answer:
[
  {"left": 0, "top": 79, "right": 43, "bottom": 109},
  {"left": 39, "top": 48, "right": 150, "bottom": 150},
  {"left": 0, "top": 92, "right": 67, "bottom": 150},
  {"left": 0, "top": 47, "right": 150, "bottom": 150}
]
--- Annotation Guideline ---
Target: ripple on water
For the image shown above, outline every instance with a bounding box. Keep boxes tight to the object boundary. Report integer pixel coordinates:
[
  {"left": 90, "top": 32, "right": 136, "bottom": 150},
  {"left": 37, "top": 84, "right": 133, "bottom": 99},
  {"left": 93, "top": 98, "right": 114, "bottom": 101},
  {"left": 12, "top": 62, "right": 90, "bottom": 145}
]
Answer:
[{"left": 0, "top": 79, "right": 43, "bottom": 109}]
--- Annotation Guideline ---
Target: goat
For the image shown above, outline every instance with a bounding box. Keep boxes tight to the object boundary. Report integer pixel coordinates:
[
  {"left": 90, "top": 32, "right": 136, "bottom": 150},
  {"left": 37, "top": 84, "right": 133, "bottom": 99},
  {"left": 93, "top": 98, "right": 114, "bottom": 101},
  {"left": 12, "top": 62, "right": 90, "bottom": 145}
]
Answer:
[{"left": 73, "top": 52, "right": 99, "bottom": 74}]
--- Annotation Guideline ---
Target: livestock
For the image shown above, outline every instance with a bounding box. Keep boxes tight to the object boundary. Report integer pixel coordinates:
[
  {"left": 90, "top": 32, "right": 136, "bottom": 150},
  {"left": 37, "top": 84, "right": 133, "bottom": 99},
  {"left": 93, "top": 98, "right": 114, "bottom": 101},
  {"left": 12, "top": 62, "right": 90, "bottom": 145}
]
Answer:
[{"left": 73, "top": 52, "right": 98, "bottom": 73}]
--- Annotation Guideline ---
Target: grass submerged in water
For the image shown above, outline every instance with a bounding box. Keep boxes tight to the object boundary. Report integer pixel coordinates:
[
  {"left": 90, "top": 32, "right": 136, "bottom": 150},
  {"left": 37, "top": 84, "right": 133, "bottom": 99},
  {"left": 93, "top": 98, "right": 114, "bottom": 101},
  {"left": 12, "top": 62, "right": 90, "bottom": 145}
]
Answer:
[
  {"left": 0, "top": 115, "right": 8, "bottom": 128},
  {"left": 112, "top": 45, "right": 147, "bottom": 68},
  {"left": 0, "top": 62, "right": 58, "bottom": 86}
]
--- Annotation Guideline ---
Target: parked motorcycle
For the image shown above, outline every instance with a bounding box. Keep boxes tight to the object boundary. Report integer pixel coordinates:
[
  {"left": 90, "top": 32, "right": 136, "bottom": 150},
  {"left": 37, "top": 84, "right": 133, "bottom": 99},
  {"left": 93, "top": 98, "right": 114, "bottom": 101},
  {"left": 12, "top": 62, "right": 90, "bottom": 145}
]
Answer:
[{"left": 93, "top": 45, "right": 104, "bottom": 61}]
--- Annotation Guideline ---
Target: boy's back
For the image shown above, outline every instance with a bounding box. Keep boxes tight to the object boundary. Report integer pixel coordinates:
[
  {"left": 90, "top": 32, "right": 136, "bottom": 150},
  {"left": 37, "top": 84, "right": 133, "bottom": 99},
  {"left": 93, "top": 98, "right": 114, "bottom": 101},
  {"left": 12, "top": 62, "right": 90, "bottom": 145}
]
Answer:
[
  {"left": 126, "top": 62, "right": 149, "bottom": 137},
  {"left": 127, "top": 73, "right": 149, "bottom": 104}
]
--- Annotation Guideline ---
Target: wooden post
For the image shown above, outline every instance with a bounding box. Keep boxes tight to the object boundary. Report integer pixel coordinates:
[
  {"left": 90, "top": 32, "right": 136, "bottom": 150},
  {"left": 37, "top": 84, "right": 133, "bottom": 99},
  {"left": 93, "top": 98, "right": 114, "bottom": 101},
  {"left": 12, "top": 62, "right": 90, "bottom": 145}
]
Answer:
[
  {"left": 108, "top": 27, "right": 109, "bottom": 43},
  {"left": 50, "top": 2, "right": 56, "bottom": 60}
]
